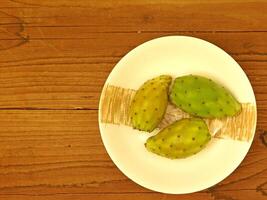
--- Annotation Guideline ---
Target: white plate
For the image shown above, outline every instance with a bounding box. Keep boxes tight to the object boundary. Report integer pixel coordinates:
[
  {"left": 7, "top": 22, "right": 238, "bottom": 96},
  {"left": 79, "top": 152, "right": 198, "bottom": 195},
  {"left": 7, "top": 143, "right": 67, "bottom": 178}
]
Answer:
[{"left": 98, "top": 36, "right": 257, "bottom": 194}]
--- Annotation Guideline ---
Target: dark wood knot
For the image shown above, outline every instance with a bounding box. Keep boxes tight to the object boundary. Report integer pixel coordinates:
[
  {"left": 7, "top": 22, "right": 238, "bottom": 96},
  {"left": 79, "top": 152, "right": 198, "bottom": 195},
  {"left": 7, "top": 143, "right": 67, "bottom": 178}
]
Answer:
[{"left": 260, "top": 130, "right": 267, "bottom": 147}]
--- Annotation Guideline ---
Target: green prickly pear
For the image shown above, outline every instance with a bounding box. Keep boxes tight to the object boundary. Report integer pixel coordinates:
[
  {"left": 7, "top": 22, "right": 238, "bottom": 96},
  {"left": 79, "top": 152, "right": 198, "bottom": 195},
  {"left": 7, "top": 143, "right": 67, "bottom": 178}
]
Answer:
[
  {"left": 145, "top": 118, "right": 211, "bottom": 159},
  {"left": 170, "top": 75, "right": 241, "bottom": 118},
  {"left": 129, "top": 75, "right": 172, "bottom": 132}
]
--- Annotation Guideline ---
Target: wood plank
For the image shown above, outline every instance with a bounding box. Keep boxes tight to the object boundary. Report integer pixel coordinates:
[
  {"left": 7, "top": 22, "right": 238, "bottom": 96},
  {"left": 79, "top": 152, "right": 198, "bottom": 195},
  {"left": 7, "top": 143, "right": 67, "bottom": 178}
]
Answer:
[
  {"left": 0, "top": 110, "right": 265, "bottom": 198},
  {"left": 0, "top": 193, "right": 213, "bottom": 200},
  {"left": 0, "top": 1, "right": 267, "bottom": 60},
  {"left": 0, "top": 0, "right": 267, "bottom": 31},
  {"left": 3, "top": 0, "right": 267, "bottom": 8},
  {"left": 0, "top": 60, "right": 112, "bottom": 109},
  {"left": 0, "top": 30, "right": 266, "bottom": 60},
  {"left": 0, "top": 34, "right": 267, "bottom": 64},
  {"left": 0, "top": 60, "right": 265, "bottom": 109},
  {"left": 0, "top": 192, "right": 265, "bottom": 200}
]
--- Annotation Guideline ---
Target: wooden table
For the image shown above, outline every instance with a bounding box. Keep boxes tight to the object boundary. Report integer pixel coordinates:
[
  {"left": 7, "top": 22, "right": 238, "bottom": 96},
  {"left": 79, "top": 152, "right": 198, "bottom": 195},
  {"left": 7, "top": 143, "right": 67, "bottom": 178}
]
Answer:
[{"left": 0, "top": 1, "right": 266, "bottom": 199}]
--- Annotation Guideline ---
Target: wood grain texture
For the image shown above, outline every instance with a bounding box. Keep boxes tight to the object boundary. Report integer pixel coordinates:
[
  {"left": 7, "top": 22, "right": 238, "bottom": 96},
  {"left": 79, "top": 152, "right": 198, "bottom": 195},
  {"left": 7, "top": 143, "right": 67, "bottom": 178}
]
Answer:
[{"left": 0, "top": 0, "right": 266, "bottom": 199}]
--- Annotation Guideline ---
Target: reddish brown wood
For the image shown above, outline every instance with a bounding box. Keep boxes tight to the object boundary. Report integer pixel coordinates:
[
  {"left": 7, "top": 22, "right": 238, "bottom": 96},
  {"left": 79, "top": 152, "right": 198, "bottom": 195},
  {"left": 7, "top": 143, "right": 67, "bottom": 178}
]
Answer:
[{"left": 0, "top": 0, "right": 266, "bottom": 199}]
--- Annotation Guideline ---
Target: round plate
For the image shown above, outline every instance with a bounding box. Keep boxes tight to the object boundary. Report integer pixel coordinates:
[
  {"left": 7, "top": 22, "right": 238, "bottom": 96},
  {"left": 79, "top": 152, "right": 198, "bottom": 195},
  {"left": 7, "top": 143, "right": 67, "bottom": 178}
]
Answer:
[{"left": 98, "top": 36, "right": 257, "bottom": 194}]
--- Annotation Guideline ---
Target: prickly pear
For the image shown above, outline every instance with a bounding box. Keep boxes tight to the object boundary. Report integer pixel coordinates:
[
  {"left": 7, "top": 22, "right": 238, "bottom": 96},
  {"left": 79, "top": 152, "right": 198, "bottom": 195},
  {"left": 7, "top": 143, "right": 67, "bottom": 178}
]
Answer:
[
  {"left": 129, "top": 75, "right": 172, "bottom": 132},
  {"left": 145, "top": 118, "right": 211, "bottom": 159},
  {"left": 170, "top": 75, "right": 241, "bottom": 118}
]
